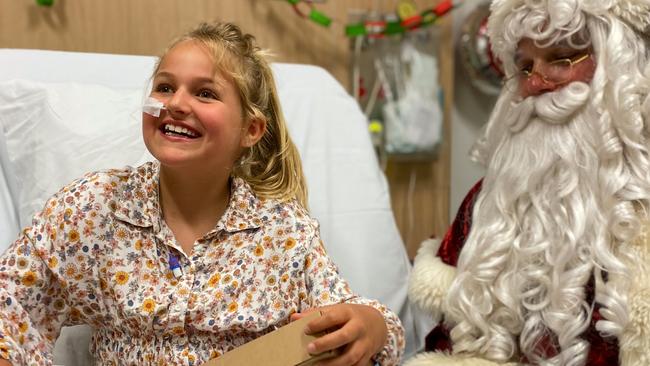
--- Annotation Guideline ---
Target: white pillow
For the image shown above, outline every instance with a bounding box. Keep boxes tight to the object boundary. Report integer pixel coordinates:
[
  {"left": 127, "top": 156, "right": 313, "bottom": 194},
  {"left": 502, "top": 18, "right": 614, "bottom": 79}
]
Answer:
[
  {"left": 0, "top": 80, "right": 154, "bottom": 229},
  {"left": 0, "top": 128, "right": 20, "bottom": 249}
]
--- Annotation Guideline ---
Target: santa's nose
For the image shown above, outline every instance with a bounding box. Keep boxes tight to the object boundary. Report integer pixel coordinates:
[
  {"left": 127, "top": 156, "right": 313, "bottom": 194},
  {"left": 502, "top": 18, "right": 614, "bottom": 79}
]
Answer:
[{"left": 521, "top": 73, "right": 559, "bottom": 98}]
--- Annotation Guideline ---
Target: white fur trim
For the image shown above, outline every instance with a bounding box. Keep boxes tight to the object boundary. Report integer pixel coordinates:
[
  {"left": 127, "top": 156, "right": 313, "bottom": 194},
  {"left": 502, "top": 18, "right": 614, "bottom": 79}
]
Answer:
[
  {"left": 403, "top": 351, "right": 515, "bottom": 366},
  {"left": 408, "top": 238, "right": 457, "bottom": 323},
  {"left": 486, "top": 0, "right": 522, "bottom": 64},
  {"left": 619, "top": 225, "right": 650, "bottom": 366}
]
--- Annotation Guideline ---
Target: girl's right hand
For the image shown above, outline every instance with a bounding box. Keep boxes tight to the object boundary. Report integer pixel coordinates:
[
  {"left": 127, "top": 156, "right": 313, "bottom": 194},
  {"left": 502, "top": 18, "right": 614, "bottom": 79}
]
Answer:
[{"left": 291, "top": 303, "right": 387, "bottom": 366}]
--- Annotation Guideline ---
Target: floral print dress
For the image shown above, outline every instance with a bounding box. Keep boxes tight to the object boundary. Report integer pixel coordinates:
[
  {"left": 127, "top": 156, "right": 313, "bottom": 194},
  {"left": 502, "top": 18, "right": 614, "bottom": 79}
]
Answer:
[{"left": 0, "top": 162, "right": 404, "bottom": 365}]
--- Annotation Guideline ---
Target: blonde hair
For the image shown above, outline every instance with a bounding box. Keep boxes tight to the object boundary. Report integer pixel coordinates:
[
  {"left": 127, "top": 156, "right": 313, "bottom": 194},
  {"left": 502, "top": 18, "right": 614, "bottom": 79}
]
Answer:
[{"left": 154, "top": 22, "right": 308, "bottom": 208}]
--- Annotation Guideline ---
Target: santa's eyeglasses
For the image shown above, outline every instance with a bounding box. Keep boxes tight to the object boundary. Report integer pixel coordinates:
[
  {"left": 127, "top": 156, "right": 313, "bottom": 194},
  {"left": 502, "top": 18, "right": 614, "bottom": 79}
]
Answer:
[{"left": 502, "top": 53, "right": 592, "bottom": 93}]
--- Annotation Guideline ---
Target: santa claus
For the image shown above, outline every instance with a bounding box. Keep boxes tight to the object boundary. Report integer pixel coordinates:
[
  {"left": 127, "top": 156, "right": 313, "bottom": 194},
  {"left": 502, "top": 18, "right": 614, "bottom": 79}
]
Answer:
[{"left": 407, "top": 0, "right": 650, "bottom": 365}]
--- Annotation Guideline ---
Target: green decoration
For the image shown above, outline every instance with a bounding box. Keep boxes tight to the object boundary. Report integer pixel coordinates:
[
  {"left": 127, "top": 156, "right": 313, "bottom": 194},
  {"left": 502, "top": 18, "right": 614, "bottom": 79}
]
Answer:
[
  {"left": 384, "top": 21, "right": 405, "bottom": 35},
  {"left": 309, "top": 9, "right": 332, "bottom": 27},
  {"left": 345, "top": 23, "right": 367, "bottom": 37}
]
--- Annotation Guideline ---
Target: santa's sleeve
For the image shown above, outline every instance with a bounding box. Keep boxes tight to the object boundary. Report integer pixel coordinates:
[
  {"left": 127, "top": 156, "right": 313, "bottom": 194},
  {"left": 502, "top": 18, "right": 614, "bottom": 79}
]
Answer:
[
  {"left": 407, "top": 180, "right": 483, "bottom": 353},
  {"left": 406, "top": 180, "right": 517, "bottom": 365}
]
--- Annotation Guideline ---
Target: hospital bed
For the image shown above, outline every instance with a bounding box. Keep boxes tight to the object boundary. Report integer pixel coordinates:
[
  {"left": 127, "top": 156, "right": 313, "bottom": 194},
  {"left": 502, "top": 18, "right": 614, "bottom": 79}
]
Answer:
[{"left": 0, "top": 48, "right": 432, "bottom": 365}]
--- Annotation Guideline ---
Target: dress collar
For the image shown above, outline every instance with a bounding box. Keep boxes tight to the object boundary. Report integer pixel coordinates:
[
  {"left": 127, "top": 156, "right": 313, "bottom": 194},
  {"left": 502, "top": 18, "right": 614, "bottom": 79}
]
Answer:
[
  {"left": 110, "top": 162, "right": 160, "bottom": 229},
  {"left": 216, "top": 176, "right": 264, "bottom": 234},
  {"left": 111, "top": 162, "right": 263, "bottom": 234}
]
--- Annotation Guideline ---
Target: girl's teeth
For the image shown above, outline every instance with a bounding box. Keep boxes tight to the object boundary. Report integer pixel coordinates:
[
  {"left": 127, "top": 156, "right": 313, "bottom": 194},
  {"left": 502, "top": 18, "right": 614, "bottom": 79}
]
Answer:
[{"left": 164, "top": 124, "right": 197, "bottom": 137}]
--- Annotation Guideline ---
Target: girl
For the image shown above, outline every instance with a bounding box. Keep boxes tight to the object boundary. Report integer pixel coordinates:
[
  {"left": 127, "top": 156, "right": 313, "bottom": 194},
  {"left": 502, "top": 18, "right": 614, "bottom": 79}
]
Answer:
[{"left": 0, "top": 22, "right": 404, "bottom": 365}]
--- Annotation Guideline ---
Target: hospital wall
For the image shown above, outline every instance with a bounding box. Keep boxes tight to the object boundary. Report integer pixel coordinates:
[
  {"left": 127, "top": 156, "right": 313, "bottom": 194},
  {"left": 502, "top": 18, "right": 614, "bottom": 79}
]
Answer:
[
  {"left": 0, "top": 0, "right": 454, "bottom": 258},
  {"left": 449, "top": 0, "right": 492, "bottom": 219}
]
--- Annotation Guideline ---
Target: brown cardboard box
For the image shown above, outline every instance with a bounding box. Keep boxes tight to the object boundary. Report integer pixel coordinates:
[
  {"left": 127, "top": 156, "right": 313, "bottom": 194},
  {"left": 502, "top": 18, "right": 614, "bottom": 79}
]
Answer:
[{"left": 203, "top": 311, "right": 337, "bottom": 366}]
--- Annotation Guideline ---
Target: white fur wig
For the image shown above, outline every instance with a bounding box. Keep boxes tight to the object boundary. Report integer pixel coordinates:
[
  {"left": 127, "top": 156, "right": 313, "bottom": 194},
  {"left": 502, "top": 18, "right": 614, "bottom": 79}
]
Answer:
[
  {"left": 487, "top": 0, "right": 650, "bottom": 77},
  {"left": 428, "top": 1, "right": 650, "bottom": 365}
]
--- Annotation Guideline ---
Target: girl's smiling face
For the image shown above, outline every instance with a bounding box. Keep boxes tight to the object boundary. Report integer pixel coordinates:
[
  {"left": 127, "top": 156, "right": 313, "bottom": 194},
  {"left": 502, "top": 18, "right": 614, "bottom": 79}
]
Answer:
[{"left": 143, "top": 40, "right": 260, "bottom": 173}]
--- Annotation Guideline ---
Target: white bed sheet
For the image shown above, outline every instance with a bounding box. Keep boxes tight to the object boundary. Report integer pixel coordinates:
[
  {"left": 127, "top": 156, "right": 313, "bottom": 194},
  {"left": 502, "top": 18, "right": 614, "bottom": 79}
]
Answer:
[{"left": 0, "top": 48, "right": 432, "bottom": 364}]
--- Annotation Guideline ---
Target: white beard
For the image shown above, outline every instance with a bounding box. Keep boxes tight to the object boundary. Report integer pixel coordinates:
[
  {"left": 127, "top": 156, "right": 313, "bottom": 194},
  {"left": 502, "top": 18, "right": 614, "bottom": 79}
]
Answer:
[{"left": 449, "top": 82, "right": 612, "bottom": 365}]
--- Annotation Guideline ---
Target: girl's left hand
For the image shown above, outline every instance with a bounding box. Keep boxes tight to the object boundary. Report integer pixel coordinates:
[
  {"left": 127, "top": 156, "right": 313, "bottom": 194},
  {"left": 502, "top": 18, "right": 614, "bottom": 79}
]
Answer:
[{"left": 290, "top": 303, "right": 387, "bottom": 366}]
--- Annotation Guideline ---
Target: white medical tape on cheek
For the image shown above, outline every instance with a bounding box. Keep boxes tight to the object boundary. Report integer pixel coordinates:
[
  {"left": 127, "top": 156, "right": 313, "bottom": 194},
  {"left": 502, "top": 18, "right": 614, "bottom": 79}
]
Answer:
[{"left": 142, "top": 97, "right": 166, "bottom": 117}]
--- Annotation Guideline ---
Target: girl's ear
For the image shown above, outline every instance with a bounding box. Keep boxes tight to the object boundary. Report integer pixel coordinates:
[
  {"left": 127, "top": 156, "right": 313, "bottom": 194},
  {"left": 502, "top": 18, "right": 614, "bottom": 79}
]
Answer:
[{"left": 241, "top": 117, "right": 267, "bottom": 148}]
